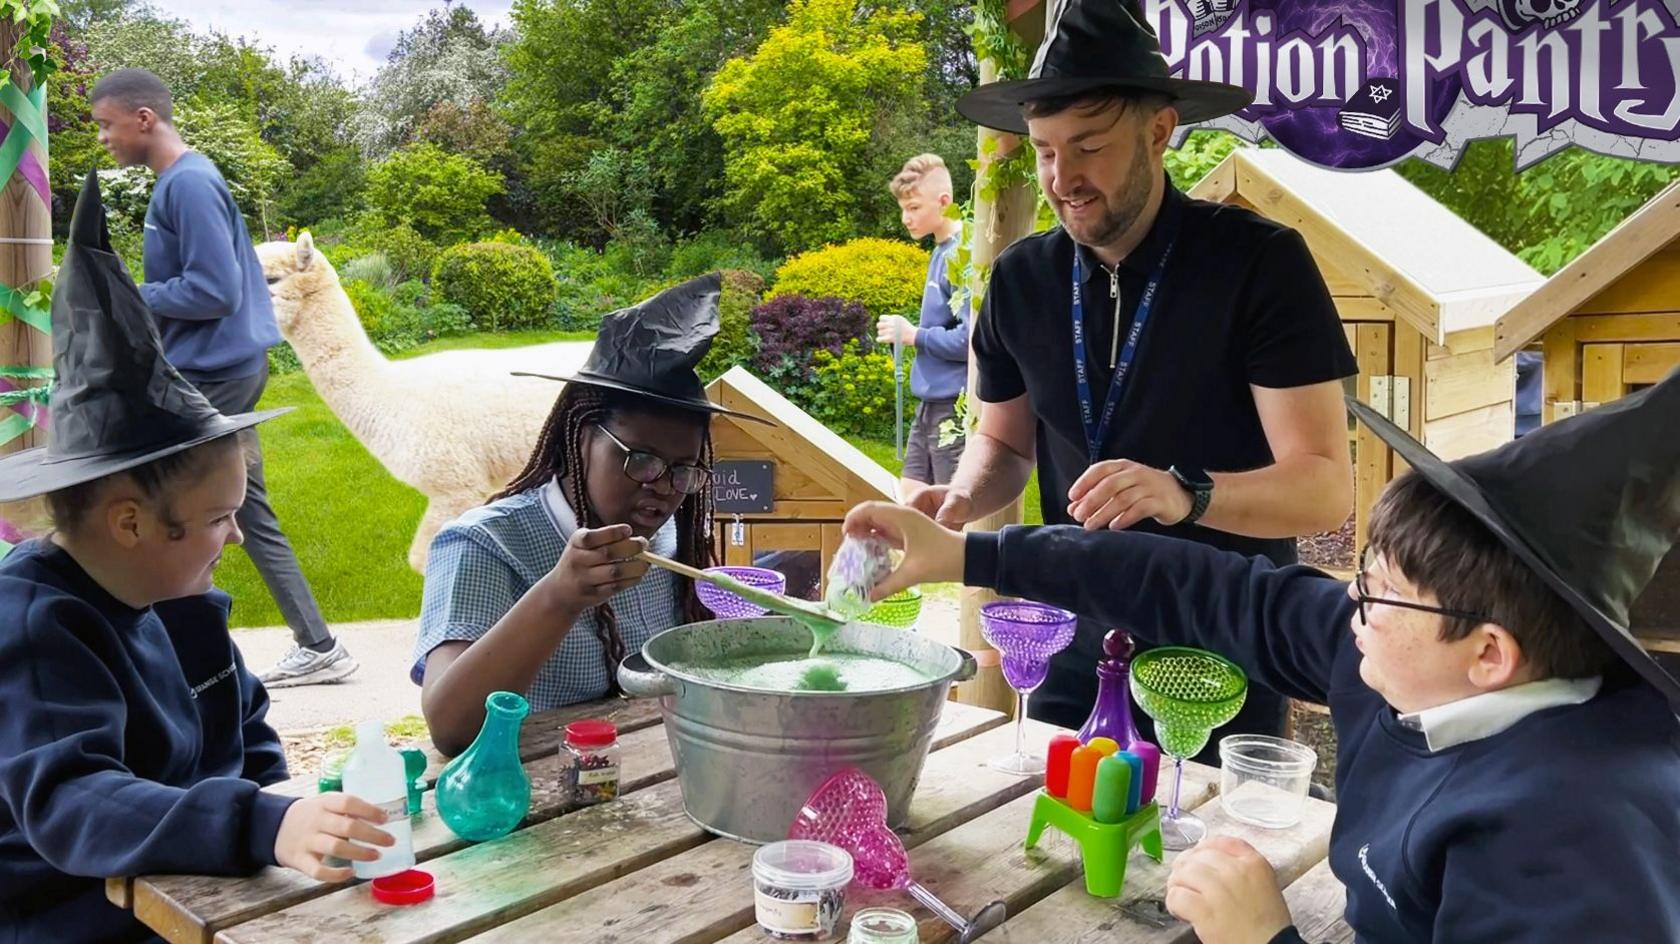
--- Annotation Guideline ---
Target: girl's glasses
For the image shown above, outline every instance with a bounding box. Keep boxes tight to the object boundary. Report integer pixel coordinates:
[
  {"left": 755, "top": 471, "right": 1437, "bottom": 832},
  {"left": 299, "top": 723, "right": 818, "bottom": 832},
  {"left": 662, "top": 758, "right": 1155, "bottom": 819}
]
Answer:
[
  {"left": 1354, "top": 547, "right": 1490, "bottom": 625},
  {"left": 595, "top": 425, "right": 711, "bottom": 495}
]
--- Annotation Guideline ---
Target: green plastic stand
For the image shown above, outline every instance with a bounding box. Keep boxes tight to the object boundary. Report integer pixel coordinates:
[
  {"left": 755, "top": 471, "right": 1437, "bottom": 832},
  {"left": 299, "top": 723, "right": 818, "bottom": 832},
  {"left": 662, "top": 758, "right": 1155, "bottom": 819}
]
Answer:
[{"left": 1024, "top": 791, "right": 1162, "bottom": 898}]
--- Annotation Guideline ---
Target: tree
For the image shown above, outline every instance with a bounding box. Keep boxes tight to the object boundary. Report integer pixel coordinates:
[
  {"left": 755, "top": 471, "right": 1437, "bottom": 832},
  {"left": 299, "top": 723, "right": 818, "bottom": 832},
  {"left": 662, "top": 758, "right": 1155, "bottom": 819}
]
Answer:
[
  {"left": 364, "top": 142, "right": 502, "bottom": 243},
  {"left": 603, "top": 0, "right": 783, "bottom": 234},
  {"left": 176, "top": 100, "right": 291, "bottom": 233},
  {"left": 1397, "top": 141, "right": 1679, "bottom": 274},
  {"left": 278, "top": 147, "right": 366, "bottom": 227},
  {"left": 704, "top": 0, "right": 927, "bottom": 253},
  {"left": 501, "top": 0, "right": 672, "bottom": 141},
  {"left": 415, "top": 98, "right": 513, "bottom": 174},
  {"left": 356, "top": 5, "right": 510, "bottom": 159}
]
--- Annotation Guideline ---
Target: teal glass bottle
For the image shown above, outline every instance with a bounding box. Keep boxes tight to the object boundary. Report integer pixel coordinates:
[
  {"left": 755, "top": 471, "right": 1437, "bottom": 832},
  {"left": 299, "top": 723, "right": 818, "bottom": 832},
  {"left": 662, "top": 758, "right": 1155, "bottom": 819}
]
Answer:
[{"left": 436, "top": 691, "right": 532, "bottom": 841}]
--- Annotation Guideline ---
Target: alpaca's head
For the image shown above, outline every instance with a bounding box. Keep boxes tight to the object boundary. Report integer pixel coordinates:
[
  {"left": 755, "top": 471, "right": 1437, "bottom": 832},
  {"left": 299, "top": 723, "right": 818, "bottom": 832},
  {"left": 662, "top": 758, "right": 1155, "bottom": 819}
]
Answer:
[{"left": 256, "top": 232, "right": 341, "bottom": 336}]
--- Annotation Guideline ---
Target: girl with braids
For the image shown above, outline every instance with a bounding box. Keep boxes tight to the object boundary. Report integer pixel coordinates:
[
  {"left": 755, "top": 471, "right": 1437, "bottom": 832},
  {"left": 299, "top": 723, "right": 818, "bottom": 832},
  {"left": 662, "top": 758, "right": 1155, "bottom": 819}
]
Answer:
[{"left": 411, "top": 275, "right": 767, "bottom": 755}]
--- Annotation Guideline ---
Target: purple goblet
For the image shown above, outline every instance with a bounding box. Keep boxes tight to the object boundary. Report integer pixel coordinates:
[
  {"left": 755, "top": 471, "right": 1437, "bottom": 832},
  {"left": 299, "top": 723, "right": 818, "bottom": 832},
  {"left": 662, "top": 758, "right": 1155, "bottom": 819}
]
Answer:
[{"left": 981, "top": 601, "right": 1077, "bottom": 776}]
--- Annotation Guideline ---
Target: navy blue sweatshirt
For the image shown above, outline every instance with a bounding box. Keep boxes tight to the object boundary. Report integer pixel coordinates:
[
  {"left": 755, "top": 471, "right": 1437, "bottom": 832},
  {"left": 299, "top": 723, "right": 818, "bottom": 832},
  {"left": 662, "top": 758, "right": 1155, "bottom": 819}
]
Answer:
[
  {"left": 141, "top": 152, "right": 282, "bottom": 382},
  {"left": 909, "top": 235, "right": 969, "bottom": 401},
  {"left": 0, "top": 540, "right": 295, "bottom": 942},
  {"left": 967, "top": 526, "right": 1680, "bottom": 943}
]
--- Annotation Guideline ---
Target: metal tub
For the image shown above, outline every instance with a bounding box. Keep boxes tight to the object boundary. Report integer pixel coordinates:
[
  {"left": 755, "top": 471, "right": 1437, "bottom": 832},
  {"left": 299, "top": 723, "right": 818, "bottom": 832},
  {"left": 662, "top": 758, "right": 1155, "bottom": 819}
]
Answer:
[{"left": 617, "top": 616, "right": 976, "bottom": 843}]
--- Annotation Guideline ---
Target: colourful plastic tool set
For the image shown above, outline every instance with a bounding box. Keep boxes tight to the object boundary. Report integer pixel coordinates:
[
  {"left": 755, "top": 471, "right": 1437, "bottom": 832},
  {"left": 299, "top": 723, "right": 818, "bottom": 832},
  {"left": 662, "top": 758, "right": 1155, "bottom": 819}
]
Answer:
[{"left": 1024, "top": 732, "right": 1164, "bottom": 898}]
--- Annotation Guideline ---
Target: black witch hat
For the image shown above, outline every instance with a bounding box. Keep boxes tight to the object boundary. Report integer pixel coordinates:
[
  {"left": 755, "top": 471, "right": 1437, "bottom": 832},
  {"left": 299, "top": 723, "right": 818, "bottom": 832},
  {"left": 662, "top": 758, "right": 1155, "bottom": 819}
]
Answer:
[
  {"left": 958, "top": 0, "right": 1252, "bottom": 134},
  {"left": 1348, "top": 369, "right": 1680, "bottom": 706},
  {"left": 0, "top": 173, "right": 286, "bottom": 504},
  {"left": 515, "top": 271, "right": 768, "bottom": 424}
]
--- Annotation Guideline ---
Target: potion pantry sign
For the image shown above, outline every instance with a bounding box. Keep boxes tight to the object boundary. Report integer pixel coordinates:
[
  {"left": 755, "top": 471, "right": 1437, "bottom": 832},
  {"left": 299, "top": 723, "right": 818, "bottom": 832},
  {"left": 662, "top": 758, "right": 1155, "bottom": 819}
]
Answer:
[{"left": 1144, "top": 0, "right": 1680, "bottom": 170}]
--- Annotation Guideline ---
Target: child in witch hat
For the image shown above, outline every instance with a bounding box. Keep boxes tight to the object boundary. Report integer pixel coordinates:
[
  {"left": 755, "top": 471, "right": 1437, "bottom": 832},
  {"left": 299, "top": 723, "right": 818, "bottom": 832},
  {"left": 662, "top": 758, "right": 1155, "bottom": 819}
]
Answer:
[
  {"left": 847, "top": 370, "right": 1680, "bottom": 942},
  {"left": 413, "top": 272, "right": 769, "bottom": 755},
  {"left": 0, "top": 175, "right": 396, "bottom": 941}
]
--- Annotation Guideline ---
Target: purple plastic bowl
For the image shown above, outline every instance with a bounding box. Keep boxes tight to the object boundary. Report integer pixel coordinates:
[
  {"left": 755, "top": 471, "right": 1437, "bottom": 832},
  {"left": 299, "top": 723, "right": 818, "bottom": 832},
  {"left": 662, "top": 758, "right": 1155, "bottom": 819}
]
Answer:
[{"left": 696, "top": 566, "right": 788, "bottom": 619}]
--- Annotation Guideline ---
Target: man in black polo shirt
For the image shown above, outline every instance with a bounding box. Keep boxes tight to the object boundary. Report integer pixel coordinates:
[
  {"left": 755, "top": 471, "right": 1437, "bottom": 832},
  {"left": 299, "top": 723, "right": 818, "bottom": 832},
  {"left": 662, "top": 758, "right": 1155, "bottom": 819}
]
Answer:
[{"left": 924, "top": 0, "right": 1357, "bottom": 747}]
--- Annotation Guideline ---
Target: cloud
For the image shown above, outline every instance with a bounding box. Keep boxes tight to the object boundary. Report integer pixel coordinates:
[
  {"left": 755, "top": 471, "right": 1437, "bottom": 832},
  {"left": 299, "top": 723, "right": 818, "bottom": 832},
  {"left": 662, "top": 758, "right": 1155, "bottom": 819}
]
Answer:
[
  {"left": 145, "top": 0, "right": 515, "bottom": 85},
  {"left": 363, "top": 29, "right": 401, "bottom": 66}
]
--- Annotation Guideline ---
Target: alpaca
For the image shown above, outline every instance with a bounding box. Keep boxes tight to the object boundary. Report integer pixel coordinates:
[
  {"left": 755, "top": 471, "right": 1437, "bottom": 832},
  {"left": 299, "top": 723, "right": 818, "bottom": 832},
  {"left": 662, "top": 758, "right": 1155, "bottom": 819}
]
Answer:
[{"left": 256, "top": 233, "right": 586, "bottom": 571}]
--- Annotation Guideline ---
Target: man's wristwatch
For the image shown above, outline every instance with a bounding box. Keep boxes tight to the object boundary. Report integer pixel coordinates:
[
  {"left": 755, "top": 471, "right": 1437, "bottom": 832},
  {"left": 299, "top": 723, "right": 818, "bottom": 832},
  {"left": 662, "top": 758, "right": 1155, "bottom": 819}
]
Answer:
[{"left": 1168, "top": 465, "right": 1214, "bottom": 526}]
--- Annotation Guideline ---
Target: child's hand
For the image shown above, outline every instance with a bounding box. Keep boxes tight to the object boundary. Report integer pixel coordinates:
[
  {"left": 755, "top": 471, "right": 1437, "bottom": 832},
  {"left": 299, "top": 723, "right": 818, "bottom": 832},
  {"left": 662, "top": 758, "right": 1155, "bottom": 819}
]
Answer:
[
  {"left": 842, "top": 501, "right": 964, "bottom": 600},
  {"left": 876, "top": 315, "right": 916, "bottom": 347},
  {"left": 274, "top": 792, "right": 395, "bottom": 882},
  {"left": 546, "top": 524, "right": 650, "bottom": 613},
  {"left": 1165, "top": 836, "right": 1293, "bottom": 944}
]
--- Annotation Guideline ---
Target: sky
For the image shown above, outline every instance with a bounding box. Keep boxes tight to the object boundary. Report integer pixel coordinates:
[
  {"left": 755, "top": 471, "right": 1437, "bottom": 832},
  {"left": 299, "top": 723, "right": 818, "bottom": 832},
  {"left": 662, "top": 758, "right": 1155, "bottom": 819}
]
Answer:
[{"left": 144, "top": 0, "right": 515, "bottom": 87}]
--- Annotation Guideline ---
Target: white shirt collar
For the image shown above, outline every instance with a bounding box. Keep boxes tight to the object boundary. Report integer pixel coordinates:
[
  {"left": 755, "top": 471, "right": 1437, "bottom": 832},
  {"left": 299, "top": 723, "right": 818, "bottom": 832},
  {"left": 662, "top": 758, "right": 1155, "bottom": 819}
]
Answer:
[
  {"left": 1396, "top": 676, "right": 1602, "bottom": 751},
  {"left": 540, "top": 476, "right": 678, "bottom": 557}
]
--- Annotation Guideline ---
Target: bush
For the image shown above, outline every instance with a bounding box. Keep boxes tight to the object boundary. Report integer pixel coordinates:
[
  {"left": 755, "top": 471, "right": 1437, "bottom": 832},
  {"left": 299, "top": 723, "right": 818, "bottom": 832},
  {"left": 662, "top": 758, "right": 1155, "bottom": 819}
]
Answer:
[
  {"left": 343, "top": 278, "right": 399, "bottom": 337},
  {"left": 340, "top": 253, "right": 397, "bottom": 292},
  {"left": 666, "top": 231, "right": 778, "bottom": 283},
  {"left": 345, "top": 221, "right": 440, "bottom": 284},
  {"left": 365, "top": 142, "right": 502, "bottom": 243},
  {"left": 432, "top": 241, "right": 557, "bottom": 331},
  {"left": 769, "top": 238, "right": 929, "bottom": 318},
  {"left": 750, "top": 294, "right": 872, "bottom": 377},
  {"left": 697, "top": 269, "right": 766, "bottom": 382},
  {"left": 543, "top": 239, "right": 662, "bottom": 332},
  {"left": 807, "top": 339, "right": 916, "bottom": 440}
]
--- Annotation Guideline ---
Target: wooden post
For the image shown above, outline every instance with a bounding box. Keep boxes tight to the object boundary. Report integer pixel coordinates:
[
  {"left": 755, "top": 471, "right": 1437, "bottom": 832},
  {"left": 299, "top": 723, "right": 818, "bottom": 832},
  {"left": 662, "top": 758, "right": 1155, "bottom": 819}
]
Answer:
[
  {"left": 0, "top": 20, "right": 53, "bottom": 548},
  {"left": 954, "top": 48, "right": 1037, "bottom": 715}
]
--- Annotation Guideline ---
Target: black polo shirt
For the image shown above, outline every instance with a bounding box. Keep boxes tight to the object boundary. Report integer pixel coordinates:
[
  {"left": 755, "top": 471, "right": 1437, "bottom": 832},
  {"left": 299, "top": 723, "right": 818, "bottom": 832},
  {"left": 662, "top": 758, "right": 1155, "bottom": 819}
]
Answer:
[{"left": 973, "top": 179, "right": 1356, "bottom": 731}]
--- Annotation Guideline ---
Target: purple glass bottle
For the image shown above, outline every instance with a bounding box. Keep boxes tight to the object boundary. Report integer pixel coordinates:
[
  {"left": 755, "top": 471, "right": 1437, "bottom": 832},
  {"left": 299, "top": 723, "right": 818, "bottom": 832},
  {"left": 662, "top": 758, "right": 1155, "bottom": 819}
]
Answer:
[{"left": 1077, "top": 630, "right": 1143, "bottom": 749}]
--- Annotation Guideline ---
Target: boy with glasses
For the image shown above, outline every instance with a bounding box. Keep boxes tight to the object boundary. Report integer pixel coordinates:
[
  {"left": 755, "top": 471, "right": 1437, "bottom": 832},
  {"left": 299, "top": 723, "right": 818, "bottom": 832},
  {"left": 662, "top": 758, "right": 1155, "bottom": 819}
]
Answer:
[{"left": 845, "top": 371, "right": 1680, "bottom": 942}]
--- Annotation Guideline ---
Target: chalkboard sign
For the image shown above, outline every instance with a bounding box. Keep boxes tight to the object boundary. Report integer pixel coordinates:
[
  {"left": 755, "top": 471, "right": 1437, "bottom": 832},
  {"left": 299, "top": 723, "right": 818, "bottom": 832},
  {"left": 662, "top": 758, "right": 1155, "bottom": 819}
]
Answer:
[{"left": 712, "top": 460, "right": 775, "bottom": 514}]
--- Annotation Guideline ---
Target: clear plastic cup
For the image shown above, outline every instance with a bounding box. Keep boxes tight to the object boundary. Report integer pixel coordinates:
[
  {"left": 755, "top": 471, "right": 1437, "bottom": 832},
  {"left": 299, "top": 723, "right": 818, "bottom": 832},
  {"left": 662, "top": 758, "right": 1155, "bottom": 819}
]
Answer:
[{"left": 1218, "top": 735, "right": 1318, "bottom": 829}]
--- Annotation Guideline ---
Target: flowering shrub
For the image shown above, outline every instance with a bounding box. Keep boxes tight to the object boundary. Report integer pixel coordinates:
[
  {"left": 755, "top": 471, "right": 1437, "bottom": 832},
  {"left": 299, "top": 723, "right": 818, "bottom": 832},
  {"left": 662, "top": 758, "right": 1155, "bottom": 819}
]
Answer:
[
  {"left": 749, "top": 294, "right": 871, "bottom": 376},
  {"left": 768, "top": 238, "right": 929, "bottom": 318},
  {"left": 807, "top": 339, "right": 915, "bottom": 440}
]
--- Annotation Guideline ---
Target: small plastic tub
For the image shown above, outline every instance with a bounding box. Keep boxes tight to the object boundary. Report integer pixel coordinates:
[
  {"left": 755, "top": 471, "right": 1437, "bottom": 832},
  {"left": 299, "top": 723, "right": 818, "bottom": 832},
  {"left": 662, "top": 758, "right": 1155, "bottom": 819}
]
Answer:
[
  {"left": 752, "top": 839, "right": 853, "bottom": 941},
  {"left": 1219, "top": 735, "right": 1318, "bottom": 829},
  {"left": 849, "top": 906, "right": 919, "bottom": 942}
]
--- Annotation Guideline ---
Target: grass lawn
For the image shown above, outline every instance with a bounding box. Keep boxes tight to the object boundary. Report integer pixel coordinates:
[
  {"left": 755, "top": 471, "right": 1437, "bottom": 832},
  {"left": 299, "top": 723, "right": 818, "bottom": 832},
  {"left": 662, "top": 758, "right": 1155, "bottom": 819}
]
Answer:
[
  {"left": 217, "top": 336, "right": 1042, "bottom": 629},
  {"left": 218, "top": 330, "right": 591, "bottom": 629}
]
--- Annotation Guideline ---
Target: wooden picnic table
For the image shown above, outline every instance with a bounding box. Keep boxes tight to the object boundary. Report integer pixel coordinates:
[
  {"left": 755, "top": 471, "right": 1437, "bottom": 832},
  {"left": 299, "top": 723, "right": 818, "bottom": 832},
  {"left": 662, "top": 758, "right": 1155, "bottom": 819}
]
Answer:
[{"left": 107, "top": 697, "right": 1350, "bottom": 943}]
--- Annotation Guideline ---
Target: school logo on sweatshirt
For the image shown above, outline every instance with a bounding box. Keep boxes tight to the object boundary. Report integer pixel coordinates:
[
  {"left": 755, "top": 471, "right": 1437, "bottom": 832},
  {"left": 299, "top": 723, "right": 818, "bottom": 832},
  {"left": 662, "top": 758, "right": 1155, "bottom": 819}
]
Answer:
[
  {"left": 1358, "top": 842, "right": 1399, "bottom": 912},
  {"left": 190, "top": 660, "right": 238, "bottom": 699}
]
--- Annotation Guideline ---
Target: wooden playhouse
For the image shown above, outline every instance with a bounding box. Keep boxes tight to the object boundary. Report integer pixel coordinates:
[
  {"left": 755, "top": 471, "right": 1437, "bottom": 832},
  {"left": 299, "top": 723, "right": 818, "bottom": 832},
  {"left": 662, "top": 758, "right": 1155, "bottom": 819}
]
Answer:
[
  {"left": 1493, "top": 180, "right": 1680, "bottom": 650},
  {"left": 1190, "top": 149, "right": 1545, "bottom": 555},
  {"left": 703, "top": 366, "right": 897, "bottom": 600}
]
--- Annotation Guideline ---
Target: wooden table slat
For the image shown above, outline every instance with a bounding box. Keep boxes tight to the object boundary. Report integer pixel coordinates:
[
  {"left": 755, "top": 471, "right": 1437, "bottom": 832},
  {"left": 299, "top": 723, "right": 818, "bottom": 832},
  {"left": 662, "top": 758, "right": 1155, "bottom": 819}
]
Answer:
[
  {"left": 986, "top": 789, "right": 1337, "bottom": 944},
  {"left": 131, "top": 700, "right": 1004, "bottom": 944},
  {"left": 469, "top": 719, "right": 1064, "bottom": 942},
  {"left": 716, "top": 760, "right": 1216, "bottom": 944},
  {"left": 168, "top": 701, "right": 1000, "bottom": 944},
  {"left": 1281, "top": 860, "right": 1353, "bottom": 944}
]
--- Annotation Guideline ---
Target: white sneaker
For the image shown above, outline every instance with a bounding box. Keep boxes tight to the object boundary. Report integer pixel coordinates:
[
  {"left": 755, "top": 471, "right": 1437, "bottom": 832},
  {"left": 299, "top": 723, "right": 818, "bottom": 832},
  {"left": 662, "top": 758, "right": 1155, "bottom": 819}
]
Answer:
[{"left": 259, "top": 640, "right": 359, "bottom": 688}]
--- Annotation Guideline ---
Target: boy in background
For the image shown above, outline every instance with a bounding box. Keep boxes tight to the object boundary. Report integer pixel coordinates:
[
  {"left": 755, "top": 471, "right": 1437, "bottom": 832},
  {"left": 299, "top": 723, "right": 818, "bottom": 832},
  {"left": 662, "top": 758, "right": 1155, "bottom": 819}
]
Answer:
[{"left": 879, "top": 154, "right": 970, "bottom": 502}]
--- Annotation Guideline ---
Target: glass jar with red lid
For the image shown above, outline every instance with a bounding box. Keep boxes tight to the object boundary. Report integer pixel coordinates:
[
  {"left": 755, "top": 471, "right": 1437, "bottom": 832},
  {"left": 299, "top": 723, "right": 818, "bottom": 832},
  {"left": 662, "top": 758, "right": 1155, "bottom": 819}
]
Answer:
[{"left": 559, "top": 719, "right": 620, "bottom": 807}]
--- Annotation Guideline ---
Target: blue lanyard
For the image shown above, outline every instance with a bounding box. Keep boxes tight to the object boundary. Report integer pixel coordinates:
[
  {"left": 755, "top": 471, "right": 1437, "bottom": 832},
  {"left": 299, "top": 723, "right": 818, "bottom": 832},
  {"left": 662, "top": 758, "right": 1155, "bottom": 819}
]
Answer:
[{"left": 1071, "top": 237, "right": 1175, "bottom": 465}]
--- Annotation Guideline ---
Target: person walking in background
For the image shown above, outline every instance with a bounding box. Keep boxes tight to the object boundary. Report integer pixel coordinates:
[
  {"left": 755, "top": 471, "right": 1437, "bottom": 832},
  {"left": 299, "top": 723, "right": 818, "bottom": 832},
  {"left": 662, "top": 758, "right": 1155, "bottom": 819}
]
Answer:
[
  {"left": 879, "top": 154, "right": 971, "bottom": 502},
  {"left": 90, "top": 68, "right": 356, "bottom": 687}
]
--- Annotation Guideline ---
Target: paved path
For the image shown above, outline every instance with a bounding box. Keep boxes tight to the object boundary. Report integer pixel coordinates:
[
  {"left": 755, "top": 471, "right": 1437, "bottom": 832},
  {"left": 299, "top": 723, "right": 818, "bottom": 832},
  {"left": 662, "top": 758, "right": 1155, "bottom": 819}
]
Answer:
[{"left": 237, "top": 596, "right": 963, "bottom": 733}]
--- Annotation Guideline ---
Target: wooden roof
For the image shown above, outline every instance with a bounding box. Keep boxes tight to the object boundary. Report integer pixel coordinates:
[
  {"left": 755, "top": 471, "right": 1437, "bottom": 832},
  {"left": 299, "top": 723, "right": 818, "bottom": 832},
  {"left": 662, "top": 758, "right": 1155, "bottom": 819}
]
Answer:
[
  {"left": 1191, "top": 149, "right": 1543, "bottom": 345},
  {"left": 1494, "top": 179, "right": 1680, "bottom": 360},
  {"left": 705, "top": 366, "right": 897, "bottom": 504}
]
